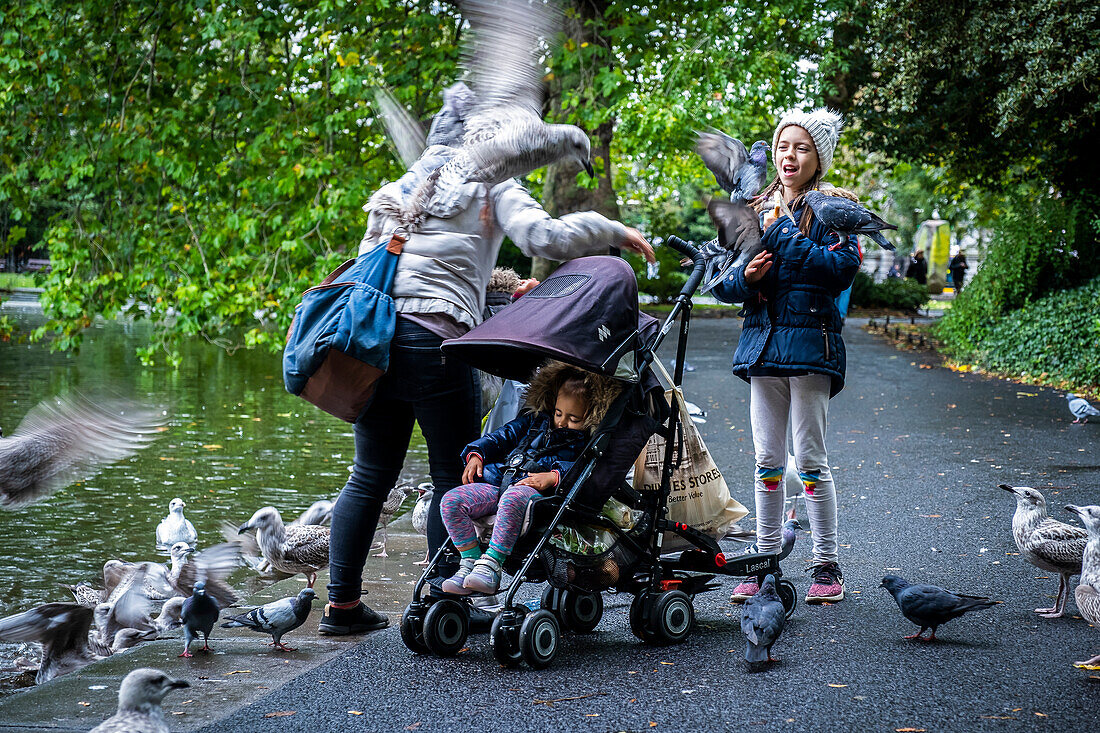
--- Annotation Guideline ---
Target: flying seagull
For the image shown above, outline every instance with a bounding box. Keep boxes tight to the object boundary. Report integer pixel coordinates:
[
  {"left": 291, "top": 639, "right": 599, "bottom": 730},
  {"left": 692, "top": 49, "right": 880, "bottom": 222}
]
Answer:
[{"left": 0, "top": 393, "right": 164, "bottom": 509}]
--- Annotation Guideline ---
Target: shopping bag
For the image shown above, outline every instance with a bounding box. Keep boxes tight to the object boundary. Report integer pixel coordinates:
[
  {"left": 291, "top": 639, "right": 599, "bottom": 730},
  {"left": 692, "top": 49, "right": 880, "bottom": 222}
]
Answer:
[
  {"left": 282, "top": 232, "right": 404, "bottom": 422},
  {"left": 633, "top": 365, "right": 747, "bottom": 542}
]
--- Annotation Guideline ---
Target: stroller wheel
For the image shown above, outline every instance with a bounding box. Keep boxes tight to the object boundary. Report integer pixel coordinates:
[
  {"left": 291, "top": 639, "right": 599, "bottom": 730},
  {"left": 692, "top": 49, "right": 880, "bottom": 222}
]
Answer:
[
  {"left": 651, "top": 590, "right": 694, "bottom": 645},
  {"left": 777, "top": 577, "right": 798, "bottom": 619},
  {"left": 629, "top": 592, "right": 657, "bottom": 643},
  {"left": 541, "top": 586, "right": 563, "bottom": 619},
  {"left": 490, "top": 612, "right": 523, "bottom": 668},
  {"left": 560, "top": 590, "right": 603, "bottom": 633},
  {"left": 422, "top": 599, "right": 469, "bottom": 657},
  {"left": 519, "top": 610, "right": 560, "bottom": 669},
  {"left": 399, "top": 603, "right": 429, "bottom": 654}
]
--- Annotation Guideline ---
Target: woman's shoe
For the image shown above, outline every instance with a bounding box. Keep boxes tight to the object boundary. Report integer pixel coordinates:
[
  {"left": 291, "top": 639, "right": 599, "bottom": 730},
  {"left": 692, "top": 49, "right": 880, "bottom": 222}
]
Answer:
[
  {"left": 463, "top": 555, "right": 502, "bottom": 595},
  {"left": 440, "top": 557, "right": 477, "bottom": 595},
  {"left": 318, "top": 602, "right": 389, "bottom": 635}
]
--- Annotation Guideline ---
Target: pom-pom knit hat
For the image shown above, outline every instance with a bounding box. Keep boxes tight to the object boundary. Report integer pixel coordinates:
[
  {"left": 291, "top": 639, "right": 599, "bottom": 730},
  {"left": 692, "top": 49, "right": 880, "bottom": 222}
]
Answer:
[{"left": 772, "top": 107, "right": 844, "bottom": 178}]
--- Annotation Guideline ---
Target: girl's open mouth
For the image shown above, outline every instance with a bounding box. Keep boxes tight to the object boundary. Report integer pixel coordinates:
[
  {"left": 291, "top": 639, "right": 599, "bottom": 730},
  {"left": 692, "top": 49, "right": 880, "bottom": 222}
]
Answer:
[{"left": 782, "top": 165, "right": 798, "bottom": 176}]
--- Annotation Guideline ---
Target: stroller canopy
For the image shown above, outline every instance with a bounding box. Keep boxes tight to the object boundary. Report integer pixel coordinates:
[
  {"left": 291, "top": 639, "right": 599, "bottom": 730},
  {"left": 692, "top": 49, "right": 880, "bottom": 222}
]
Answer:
[{"left": 443, "top": 256, "right": 655, "bottom": 383}]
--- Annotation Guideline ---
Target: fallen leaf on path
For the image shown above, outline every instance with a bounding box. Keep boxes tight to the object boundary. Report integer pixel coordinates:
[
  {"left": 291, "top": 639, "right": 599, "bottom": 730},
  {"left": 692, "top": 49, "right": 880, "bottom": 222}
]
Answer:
[
  {"left": 585, "top": 713, "right": 600, "bottom": 717},
  {"left": 650, "top": 723, "right": 657, "bottom": 728},
  {"left": 78, "top": 702, "right": 90, "bottom": 707},
  {"left": 405, "top": 723, "right": 420, "bottom": 730},
  {"left": 828, "top": 684, "right": 847, "bottom": 688},
  {"left": 896, "top": 728, "right": 925, "bottom": 732},
  {"left": 1035, "top": 713, "right": 1048, "bottom": 717},
  {"left": 225, "top": 670, "right": 252, "bottom": 675},
  {"left": 347, "top": 711, "right": 362, "bottom": 715},
  {"left": 1075, "top": 663, "right": 1100, "bottom": 670},
  {"left": 659, "top": 661, "right": 674, "bottom": 665},
  {"left": 264, "top": 711, "right": 296, "bottom": 718}
]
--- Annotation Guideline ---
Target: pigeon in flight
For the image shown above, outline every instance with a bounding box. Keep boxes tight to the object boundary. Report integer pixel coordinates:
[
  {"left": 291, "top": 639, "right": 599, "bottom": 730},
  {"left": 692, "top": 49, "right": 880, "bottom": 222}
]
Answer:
[
  {"left": 740, "top": 574, "right": 787, "bottom": 671},
  {"left": 238, "top": 506, "right": 330, "bottom": 587},
  {"left": 1065, "top": 504, "right": 1100, "bottom": 667},
  {"left": 155, "top": 498, "right": 197, "bottom": 551},
  {"left": 391, "top": 0, "right": 595, "bottom": 232},
  {"left": 696, "top": 131, "right": 769, "bottom": 202},
  {"left": 167, "top": 541, "right": 242, "bottom": 607},
  {"left": 0, "top": 393, "right": 164, "bottom": 509},
  {"left": 179, "top": 580, "right": 220, "bottom": 657},
  {"left": 803, "top": 190, "right": 897, "bottom": 251},
  {"left": 220, "top": 587, "right": 317, "bottom": 652},
  {"left": 880, "top": 575, "right": 996, "bottom": 641},
  {"left": 89, "top": 667, "right": 189, "bottom": 733},
  {"left": 999, "top": 484, "right": 1086, "bottom": 618},
  {"left": 697, "top": 199, "right": 767, "bottom": 293},
  {"left": 1066, "top": 394, "right": 1100, "bottom": 423}
]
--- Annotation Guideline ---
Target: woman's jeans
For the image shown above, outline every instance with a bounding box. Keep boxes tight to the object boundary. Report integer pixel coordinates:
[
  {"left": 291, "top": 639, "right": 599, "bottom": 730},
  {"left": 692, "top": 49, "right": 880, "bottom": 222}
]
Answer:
[{"left": 327, "top": 319, "right": 480, "bottom": 605}]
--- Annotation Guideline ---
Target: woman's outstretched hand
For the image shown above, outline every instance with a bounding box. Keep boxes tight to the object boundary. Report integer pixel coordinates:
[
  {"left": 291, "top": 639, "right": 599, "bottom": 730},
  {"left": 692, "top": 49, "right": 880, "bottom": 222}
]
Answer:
[
  {"left": 621, "top": 227, "right": 656, "bottom": 263},
  {"left": 744, "top": 250, "right": 774, "bottom": 286}
]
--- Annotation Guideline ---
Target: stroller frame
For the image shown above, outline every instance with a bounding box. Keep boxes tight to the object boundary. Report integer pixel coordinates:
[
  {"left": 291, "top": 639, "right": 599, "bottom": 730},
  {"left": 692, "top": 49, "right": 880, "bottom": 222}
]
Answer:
[{"left": 400, "top": 238, "right": 796, "bottom": 668}]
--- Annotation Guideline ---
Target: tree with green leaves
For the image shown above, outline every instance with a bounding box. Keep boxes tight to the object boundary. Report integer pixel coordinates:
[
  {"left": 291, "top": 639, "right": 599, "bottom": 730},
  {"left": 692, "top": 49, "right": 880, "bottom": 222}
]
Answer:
[{"left": 1, "top": 0, "right": 868, "bottom": 360}]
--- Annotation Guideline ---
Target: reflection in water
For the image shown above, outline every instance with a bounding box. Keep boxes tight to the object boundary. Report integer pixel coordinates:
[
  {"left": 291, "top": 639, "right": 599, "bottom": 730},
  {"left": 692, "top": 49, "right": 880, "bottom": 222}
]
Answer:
[{"left": 0, "top": 309, "right": 429, "bottom": 687}]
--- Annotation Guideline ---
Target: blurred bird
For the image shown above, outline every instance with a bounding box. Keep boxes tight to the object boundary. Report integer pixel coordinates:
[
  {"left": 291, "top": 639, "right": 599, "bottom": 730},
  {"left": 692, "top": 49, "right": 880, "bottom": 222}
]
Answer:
[
  {"left": 803, "top": 190, "right": 897, "bottom": 251},
  {"left": 1066, "top": 394, "right": 1100, "bottom": 424},
  {"left": 89, "top": 667, "right": 189, "bottom": 733},
  {"left": 741, "top": 574, "right": 787, "bottom": 671},
  {"left": 697, "top": 199, "right": 766, "bottom": 293},
  {"left": 0, "top": 393, "right": 164, "bottom": 509},
  {"left": 155, "top": 498, "right": 197, "bottom": 551},
  {"left": 167, "top": 541, "right": 241, "bottom": 607},
  {"left": 238, "top": 507, "right": 329, "bottom": 587},
  {"left": 62, "top": 581, "right": 105, "bottom": 608},
  {"left": 381, "top": 0, "right": 594, "bottom": 233},
  {"left": 93, "top": 566, "right": 158, "bottom": 647},
  {"left": 220, "top": 587, "right": 317, "bottom": 652},
  {"left": 152, "top": 597, "right": 185, "bottom": 634},
  {"left": 0, "top": 603, "right": 121, "bottom": 683},
  {"left": 696, "top": 132, "right": 769, "bottom": 202},
  {"left": 999, "top": 484, "right": 1086, "bottom": 618},
  {"left": 880, "top": 575, "right": 996, "bottom": 641},
  {"left": 296, "top": 499, "right": 335, "bottom": 527},
  {"left": 179, "top": 580, "right": 220, "bottom": 657},
  {"left": 1065, "top": 504, "right": 1100, "bottom": 667},
  {"left": 373, "top": 485, "right": 417, "bottom": 558},
  {"left": 102, "top": 558, "right": 174, "bottom": 602}
]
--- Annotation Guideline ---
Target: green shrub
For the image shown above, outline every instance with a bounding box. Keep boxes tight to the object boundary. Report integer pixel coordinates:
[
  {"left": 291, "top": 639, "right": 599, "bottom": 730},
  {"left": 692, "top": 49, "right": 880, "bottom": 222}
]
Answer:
[
  {"left": 972, "top": 277, "right": 1100, "bottom": 388},
  {"left": 849, "top": 271, "right": 927, "bottom": 312}
]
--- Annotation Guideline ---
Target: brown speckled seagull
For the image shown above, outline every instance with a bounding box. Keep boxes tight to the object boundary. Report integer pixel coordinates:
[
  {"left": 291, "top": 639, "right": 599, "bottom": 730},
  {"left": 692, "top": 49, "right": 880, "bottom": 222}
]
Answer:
[
  {"left": 999, "top": 484, "right": 1087, "bottom": 618},
  {"left": 1065, "top": 504, "right": 1100, "bottom": 667},
  {"left": 238, "top": 506, "right": 330, "bottom": 587}
]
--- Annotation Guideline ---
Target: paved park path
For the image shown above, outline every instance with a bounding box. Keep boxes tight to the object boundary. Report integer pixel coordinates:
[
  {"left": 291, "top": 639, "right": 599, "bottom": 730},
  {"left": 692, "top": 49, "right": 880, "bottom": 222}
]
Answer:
[{"left": 198, "top": 317, "right": 1099, "bottom": 733}]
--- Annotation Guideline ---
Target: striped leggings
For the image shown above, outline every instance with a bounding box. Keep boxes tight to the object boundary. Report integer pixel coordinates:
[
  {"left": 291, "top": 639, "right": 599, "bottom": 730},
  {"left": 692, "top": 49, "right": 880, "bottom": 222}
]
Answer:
[{"left": 439, "top": 482, "right": 541, "bottom": 558}]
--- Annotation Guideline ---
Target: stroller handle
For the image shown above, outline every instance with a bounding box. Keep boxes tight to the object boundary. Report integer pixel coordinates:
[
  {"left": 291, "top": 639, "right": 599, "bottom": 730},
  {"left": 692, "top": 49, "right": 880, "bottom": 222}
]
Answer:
[{"left": 666, "top": 235, "right": 707, "bottom": 300}]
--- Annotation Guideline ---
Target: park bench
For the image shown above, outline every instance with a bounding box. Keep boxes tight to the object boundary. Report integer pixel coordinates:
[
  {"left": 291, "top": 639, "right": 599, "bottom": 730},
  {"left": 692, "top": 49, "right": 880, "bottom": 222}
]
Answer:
[{"left": 22, "top": 258, "right": 51, "bottom": 273}]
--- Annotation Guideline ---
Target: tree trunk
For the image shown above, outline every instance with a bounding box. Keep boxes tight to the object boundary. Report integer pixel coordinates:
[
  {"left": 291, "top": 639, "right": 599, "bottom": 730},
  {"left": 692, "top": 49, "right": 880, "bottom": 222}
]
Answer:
[{"left": 532, "top": 0, "right": 619, "bottom": 281}]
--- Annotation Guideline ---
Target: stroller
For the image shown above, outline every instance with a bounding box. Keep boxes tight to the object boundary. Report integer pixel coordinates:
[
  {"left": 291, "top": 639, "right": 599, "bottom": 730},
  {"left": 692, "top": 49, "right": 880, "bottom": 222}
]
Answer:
[{"left": 399, "top": 239, "right": 796, "bottom": 668}]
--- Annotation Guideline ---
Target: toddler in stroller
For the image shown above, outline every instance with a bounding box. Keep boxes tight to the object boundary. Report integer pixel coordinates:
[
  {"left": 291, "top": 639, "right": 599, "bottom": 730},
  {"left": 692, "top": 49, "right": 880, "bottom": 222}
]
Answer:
[
  {"left": 440, "top": 362, "right": 621, "bottom": 595},
  {"left": 400, "top": 252, "right": 797, "bottom": 669}
]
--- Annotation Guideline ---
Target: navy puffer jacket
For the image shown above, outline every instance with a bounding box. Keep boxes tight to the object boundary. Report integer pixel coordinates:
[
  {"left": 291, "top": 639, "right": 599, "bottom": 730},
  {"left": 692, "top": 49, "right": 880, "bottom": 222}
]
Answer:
[
  {"left": 462, "top": 411, "right": 586, "bottom": 487},
  {"left": 711, "top": 202, "right": 862, "bottom": 397}
]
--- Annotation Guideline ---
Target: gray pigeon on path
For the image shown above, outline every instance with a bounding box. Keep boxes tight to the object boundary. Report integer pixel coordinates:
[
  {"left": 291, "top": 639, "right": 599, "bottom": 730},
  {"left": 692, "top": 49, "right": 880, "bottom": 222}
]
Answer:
[
  {"left": 740, "top": 574, "right": 787, "bottom": 671},
  {"left": 220, "top": 587, "right": 317, "bottom": 651},
  {"left": 880, "top": 575, "right": 996, "bottom": 641},
  {"left": 803, "top": 190, "right": 897, "bottom": 251},
  {"left": 89, "top": 667, "right": 189, "bottom": 733},
  {"left": 696, "top": 131, "right": 768, "bottom": 202},
  {"left": 1066, "top": 394, "right": 1100, "bottom": 423},
  {"left": 179, "top": 580, "right": 220, "bottom": 657},
  {"left": 0, "top": 393, "right": 164, "bottom": 509},
  {"left": 999, "top": 484, "right": 1085, "bottom": 618},
  {"left": 1065, "top": 504, "right": 1100, "bottom": 667}
]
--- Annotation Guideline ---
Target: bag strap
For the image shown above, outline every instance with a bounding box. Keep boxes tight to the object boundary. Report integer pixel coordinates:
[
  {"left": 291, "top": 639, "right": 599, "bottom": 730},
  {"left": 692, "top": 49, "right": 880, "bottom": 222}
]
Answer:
[{"left": 318, "top": 258, "right": 357, "bottom": 286}]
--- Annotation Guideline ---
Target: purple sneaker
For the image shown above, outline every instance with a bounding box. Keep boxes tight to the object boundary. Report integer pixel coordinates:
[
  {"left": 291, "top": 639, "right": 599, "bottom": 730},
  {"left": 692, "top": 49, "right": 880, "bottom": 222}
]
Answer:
[
  {"left": 440, "top": 558, "right": 476, "bottom": 595},
  {"left": 730, "top": 577, "right": 760, "bottom": 603},
  {"left": 805, "top": 562, "right": 844, "bottom": 603},
  {"left": 463, "top": 555, "right": 502, "bottom": 595}
]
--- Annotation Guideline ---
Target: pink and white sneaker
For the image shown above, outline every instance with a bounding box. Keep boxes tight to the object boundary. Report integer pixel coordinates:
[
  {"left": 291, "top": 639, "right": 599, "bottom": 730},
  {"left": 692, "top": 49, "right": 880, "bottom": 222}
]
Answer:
[
  {"left": 730, "top": 577, "right": 761, "bottom": 603},
  {"left": 805, "top": 562, "right": 845, "bottom": 603}
]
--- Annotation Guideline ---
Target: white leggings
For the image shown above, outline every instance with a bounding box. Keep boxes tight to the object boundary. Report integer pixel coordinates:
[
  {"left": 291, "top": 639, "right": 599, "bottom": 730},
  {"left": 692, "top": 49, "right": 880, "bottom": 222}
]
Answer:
[{"left": 749, "top": 374, "right": 838, "bottom": 564}]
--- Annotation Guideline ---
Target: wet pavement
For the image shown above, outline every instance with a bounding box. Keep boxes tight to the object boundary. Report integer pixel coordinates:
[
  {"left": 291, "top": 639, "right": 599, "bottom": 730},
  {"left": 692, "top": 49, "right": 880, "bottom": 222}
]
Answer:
[{"left": 3, "top": 317, "right": 1099, "bottom": 731}]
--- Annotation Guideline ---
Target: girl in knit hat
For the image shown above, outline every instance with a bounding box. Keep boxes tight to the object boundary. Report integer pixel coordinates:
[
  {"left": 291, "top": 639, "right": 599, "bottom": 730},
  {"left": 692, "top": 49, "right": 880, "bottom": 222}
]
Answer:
[{"left": 711, "top": 108, "right": 862, "bottom": 605}]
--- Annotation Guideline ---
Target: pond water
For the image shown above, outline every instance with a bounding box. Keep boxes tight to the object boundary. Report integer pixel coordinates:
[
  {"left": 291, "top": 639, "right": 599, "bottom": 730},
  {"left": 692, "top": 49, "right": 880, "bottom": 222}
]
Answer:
[{"left": 0, "top": 307, "right": 429, "bottom": 682}]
